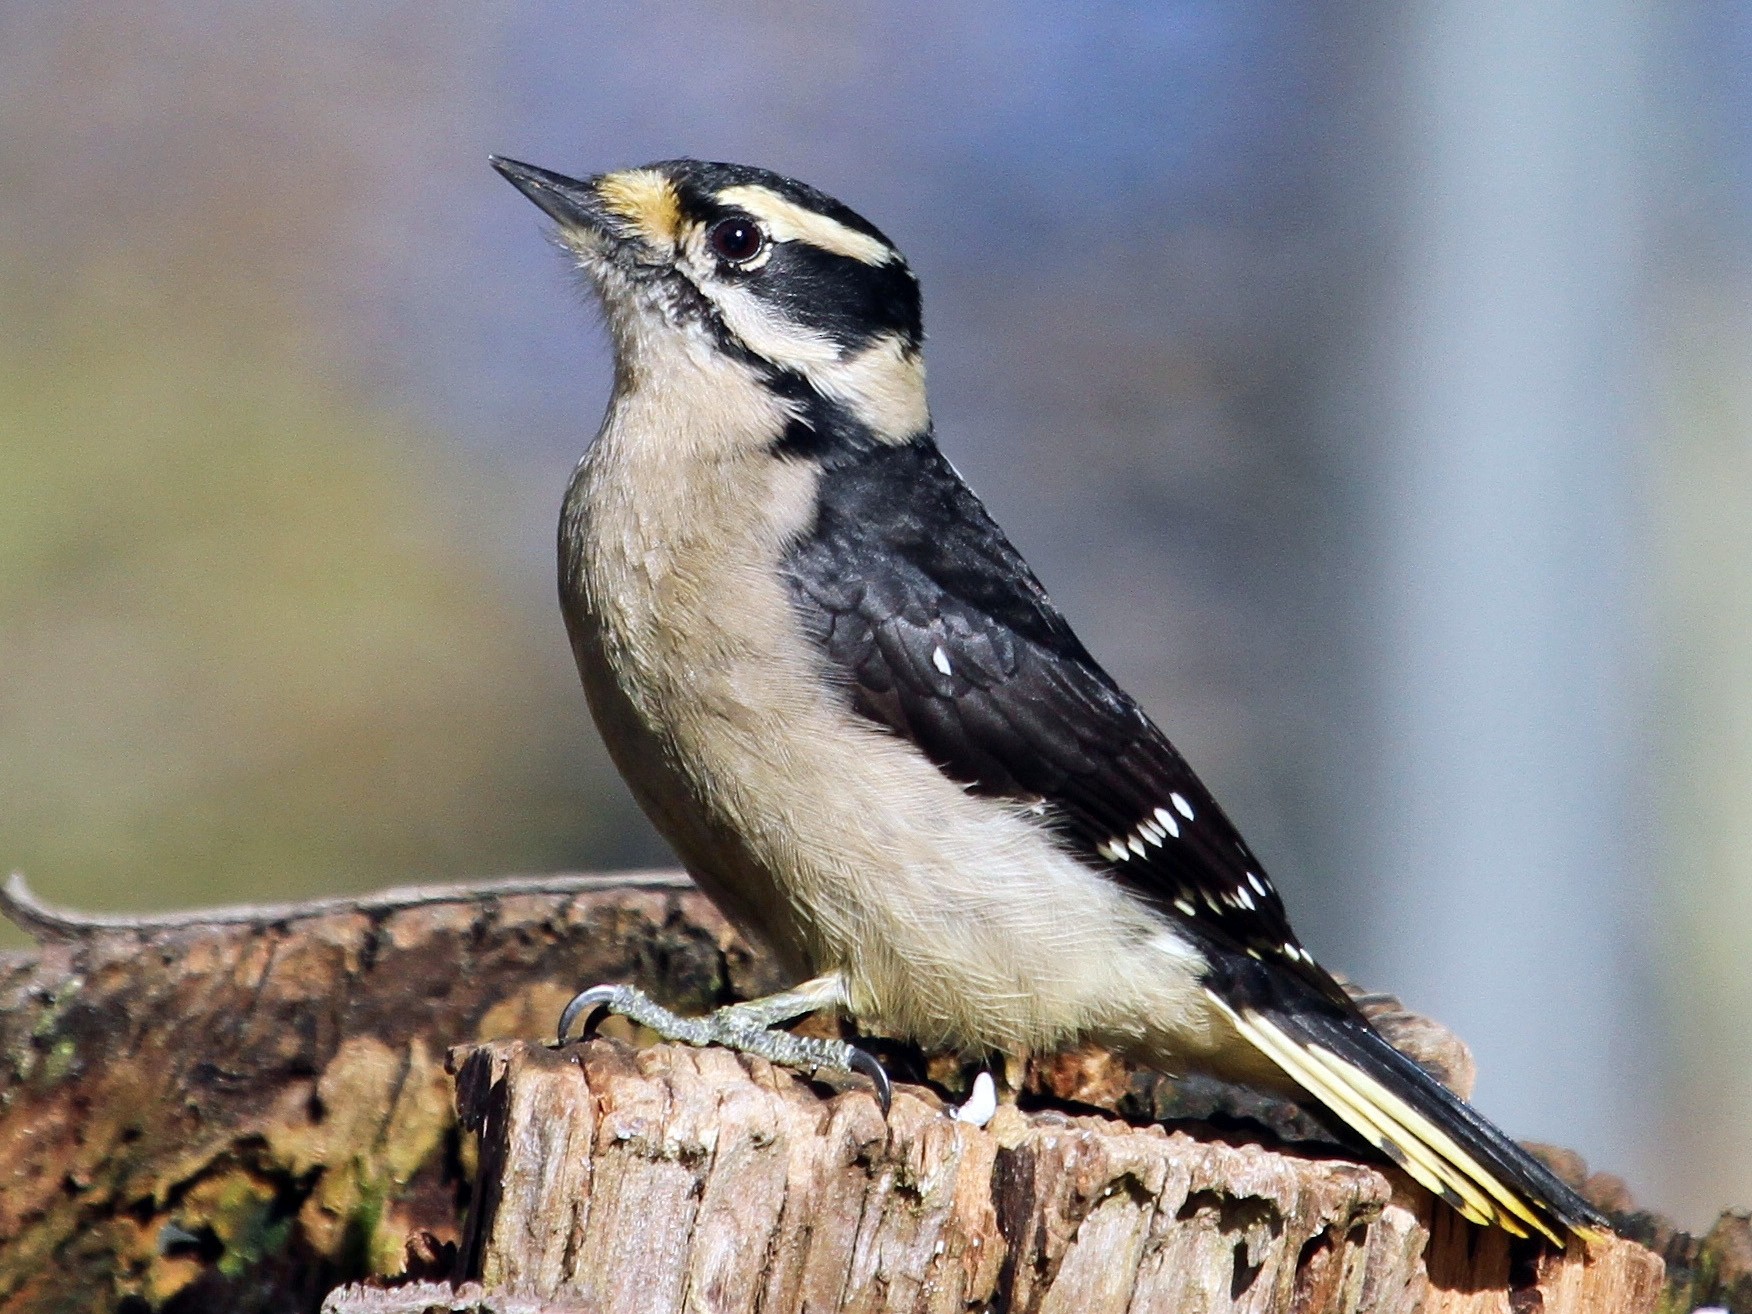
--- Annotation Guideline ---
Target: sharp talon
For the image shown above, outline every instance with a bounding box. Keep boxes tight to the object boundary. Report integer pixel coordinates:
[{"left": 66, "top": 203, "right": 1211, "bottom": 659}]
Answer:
[
  {"left": 848, "top": 1046, "right": 892, "bottom": 1116},
  {"left": 557, "top": 984, "right": 620, "bottom": 1046}
]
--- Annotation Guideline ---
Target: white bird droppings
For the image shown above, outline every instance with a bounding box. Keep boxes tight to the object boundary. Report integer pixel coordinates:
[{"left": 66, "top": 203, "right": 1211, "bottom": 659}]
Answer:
[{"left": 956, "top": 1071, "right": 998, "bottom": 1126}]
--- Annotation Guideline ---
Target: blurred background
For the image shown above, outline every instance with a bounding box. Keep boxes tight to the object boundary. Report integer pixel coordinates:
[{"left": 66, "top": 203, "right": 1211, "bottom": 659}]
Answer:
[{"left": 1, "top": 0, "right": 1747, "bottom": 1228}]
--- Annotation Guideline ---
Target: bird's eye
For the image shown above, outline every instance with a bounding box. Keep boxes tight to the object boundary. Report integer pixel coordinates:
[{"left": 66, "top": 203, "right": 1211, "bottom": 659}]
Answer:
[{"left": 707, "top": 216, "right": 766, "bottom": 264}]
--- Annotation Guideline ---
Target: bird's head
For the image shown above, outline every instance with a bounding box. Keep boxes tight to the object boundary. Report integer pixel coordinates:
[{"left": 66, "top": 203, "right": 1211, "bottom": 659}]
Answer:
[{"left": 492, "top": 156, "right": 929, "bottom": 446}]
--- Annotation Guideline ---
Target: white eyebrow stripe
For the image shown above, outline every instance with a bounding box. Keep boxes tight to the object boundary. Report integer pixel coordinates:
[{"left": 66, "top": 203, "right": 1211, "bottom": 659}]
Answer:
[{"left": 716, "top": 184, "right": 895, "bottom": 266}]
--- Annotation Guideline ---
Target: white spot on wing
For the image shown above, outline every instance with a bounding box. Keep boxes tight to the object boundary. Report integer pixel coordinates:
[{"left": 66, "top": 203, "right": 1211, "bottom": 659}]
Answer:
[
  {"left": 1153, "top": 806, "right": 1180, "bottom": 839},
  {"left": 1247, "top": 872, "right": 1267, "bottom": 896},
  {"left": 1147, "top": 929, "right": 1199, "bottom": 961},
  {"left": 931, "top": 645, "right": 952, "bottom": 676},
  {"left": 1171, "top": 793, "right": 1195, "bottom": 820}
]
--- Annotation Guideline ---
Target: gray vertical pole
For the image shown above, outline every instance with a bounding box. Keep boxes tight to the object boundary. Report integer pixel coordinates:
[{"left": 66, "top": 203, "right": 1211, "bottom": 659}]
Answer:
[{"left": 1362, "top": 4, "right": 1647, "bottom": 1170}]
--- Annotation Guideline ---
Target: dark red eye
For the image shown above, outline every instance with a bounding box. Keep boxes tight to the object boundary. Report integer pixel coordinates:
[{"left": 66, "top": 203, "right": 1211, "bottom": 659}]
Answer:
[{"left": 707, "top": 216, "right": 766, "bottom": 263}]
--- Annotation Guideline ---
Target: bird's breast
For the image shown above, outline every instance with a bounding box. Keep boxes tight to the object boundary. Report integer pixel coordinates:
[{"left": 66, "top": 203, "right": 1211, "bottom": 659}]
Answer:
[{"left": 557, "top": 400, "right": 1212, "bottom": 1057}]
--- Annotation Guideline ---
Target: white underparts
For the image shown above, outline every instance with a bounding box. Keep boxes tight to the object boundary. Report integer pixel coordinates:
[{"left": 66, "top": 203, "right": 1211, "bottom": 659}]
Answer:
[{"left": 568, "top": 331, "right": 1210, "bottom": 1057}]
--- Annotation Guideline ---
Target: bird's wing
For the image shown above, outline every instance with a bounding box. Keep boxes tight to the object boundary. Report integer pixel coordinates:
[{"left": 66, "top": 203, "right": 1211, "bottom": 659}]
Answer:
[
  {"left": 783, "top": 439, "right": 1341, "bottom": 998},
  {"left": 782, "top": 439, "right": 1612, "bottom": 1243}
]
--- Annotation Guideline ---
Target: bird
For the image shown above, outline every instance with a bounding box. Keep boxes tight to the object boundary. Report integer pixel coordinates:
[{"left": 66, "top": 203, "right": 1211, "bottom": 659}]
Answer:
[{"left": 489, "top": 153, "right": 1609, "bottom": 1246}]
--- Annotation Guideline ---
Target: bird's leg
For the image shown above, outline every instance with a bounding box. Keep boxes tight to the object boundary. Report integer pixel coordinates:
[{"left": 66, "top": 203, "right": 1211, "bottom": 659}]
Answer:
[{"left": 556, "top": 973, "right": 892, "bottom": 1113}]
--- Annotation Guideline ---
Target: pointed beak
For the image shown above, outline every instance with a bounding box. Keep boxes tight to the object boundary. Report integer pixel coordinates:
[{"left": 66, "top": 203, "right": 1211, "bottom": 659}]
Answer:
[{"left": 489, "top": 156, "right": 608, "bottom": 234}]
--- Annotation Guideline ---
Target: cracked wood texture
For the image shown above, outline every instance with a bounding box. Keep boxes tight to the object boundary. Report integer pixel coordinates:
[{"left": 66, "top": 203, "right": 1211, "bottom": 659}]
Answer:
[
  {"left": 0, "top": 870, "right": 782, "bottom": 1313},
  {"left": 0, "top": 871, "right": 1711, "bottom": 1313},
  {"left": 434, "top": 1038, "right": 1663, "bottom": 1314}
]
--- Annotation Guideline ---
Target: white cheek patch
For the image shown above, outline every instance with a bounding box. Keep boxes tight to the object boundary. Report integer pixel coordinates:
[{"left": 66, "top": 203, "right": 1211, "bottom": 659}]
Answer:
[
  {"left": 709, "top": 284, "right": 843, "bottom": 369},
  {"left": 701, "top": 283, "right": 929, "bottom": 444},
  {"left": 715, "top": 184, "right": 895, "bottom": 266},
  {"left": 811, "top": 333, "right": 928, "bottom": 443}
]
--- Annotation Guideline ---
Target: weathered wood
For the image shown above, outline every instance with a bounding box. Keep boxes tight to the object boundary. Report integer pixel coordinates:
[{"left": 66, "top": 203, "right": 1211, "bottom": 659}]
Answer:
[
  {"left": 0, "top": 871, "right": 1723, "bottom": 1313},
  {"left": 429, "top": 1038, "right": 1664, "bottom": 1314},
  {"left": 0, "top": 870, "right": 781, "bottom": 1313}
]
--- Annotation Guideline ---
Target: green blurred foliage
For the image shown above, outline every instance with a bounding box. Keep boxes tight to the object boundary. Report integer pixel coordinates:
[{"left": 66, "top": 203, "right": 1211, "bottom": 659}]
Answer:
[
  {"left": 0, "top": 5, "right": 661, "bottom": 925},
  {"left": 0, "top": 282, "right": 646, "bottom": 920}
]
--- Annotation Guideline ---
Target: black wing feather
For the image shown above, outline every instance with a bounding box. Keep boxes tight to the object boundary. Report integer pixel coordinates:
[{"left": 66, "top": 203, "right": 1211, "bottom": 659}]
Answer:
[{"left": 783, "top": 439, "right": 1343, "bottom": 1001}]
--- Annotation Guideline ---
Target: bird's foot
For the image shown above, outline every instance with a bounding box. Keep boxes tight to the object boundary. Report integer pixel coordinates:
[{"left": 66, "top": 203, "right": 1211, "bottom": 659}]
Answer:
[{"left": 556, "top": 975, "right": 892, "bottom": 1114}]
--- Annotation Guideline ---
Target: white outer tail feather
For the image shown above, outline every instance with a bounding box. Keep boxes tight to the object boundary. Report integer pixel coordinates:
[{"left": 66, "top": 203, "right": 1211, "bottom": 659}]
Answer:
[{"left": 1205, "top": 989, "right": 1571, "bottom": 1245}]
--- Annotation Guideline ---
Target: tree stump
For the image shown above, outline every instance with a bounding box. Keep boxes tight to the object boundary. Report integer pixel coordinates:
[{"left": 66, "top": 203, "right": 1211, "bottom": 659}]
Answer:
[
  {"left": 399, "top": 1037, "right": 1659, "bottom": 1314},
  {"left": 0, "top": 869, "right": 774, "bottom": 1311},
  {"left": 0, "top": 871, "right": 1722, "bottom": 1312}
]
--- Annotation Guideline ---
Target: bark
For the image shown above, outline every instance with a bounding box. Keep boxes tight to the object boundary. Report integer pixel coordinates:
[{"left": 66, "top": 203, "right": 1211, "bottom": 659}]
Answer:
[
  {"left": 398, "top": 1037, "right": 1662, "bottom": 1314},
  {"left": 0, "top": 870, "right": 778, "bottom": 1313},
  {"left": 0, "top": 871, "right": 1721, "bottom": 1313}
]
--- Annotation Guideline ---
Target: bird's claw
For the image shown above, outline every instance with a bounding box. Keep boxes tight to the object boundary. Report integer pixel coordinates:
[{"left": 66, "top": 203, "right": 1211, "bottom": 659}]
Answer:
[
  {"left": 552, "top": 980, "right": 893, "bottom": 1117},
  {"left": 847, "top": 1045, "right": 893, "bottom": 1116},
  {"left": 557, "top": 983, "right": 621, "bottom": 1045}
]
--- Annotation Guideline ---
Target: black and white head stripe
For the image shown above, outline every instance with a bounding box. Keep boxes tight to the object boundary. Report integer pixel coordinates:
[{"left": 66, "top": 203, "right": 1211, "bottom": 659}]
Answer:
[
  {"left": 527, "top": 158, "right": 929, "bottom": 447},
  {"left": 536, "top": 159, "right": 922, "bottom": 354},
  {"left": 781, "top": 438, "right": 1331, "bottom": 990}
]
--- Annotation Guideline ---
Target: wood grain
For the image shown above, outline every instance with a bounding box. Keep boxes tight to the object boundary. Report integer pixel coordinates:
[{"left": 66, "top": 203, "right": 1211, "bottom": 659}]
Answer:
[{"left": 435, "top": 1037, "right": 1663, "bottom": 1314}]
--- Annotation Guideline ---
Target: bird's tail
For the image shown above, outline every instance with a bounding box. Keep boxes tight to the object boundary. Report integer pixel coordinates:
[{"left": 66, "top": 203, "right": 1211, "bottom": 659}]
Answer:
[{"left": 1205, "top": 990, "right": 1610, "bottom": 1245}]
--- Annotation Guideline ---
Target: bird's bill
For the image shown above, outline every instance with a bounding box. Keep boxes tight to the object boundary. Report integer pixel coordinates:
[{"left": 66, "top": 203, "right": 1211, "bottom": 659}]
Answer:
[{"left": 489, "top": 156, "right": 612, "bottom": 235}]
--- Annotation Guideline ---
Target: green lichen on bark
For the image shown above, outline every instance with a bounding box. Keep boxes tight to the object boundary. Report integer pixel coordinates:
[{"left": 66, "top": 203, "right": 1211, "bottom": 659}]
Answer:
[{"left": 0, "top": 873, "right": 752, "bottom": 1313}]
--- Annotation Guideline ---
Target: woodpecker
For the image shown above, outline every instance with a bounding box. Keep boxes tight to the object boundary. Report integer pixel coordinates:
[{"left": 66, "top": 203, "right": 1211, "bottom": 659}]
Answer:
[{"left": 491, "top": 154, "right": 1609, "bottom": 1245}]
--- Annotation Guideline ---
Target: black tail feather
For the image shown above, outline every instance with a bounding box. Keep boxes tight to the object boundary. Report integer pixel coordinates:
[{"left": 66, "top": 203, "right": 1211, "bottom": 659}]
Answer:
[
  {"left": 1283, "top": 1005, "right": 1609, "bottom": 1239},
  {"left": 1208, "top": 986, "right": 1610, "bottom": 1243}
]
